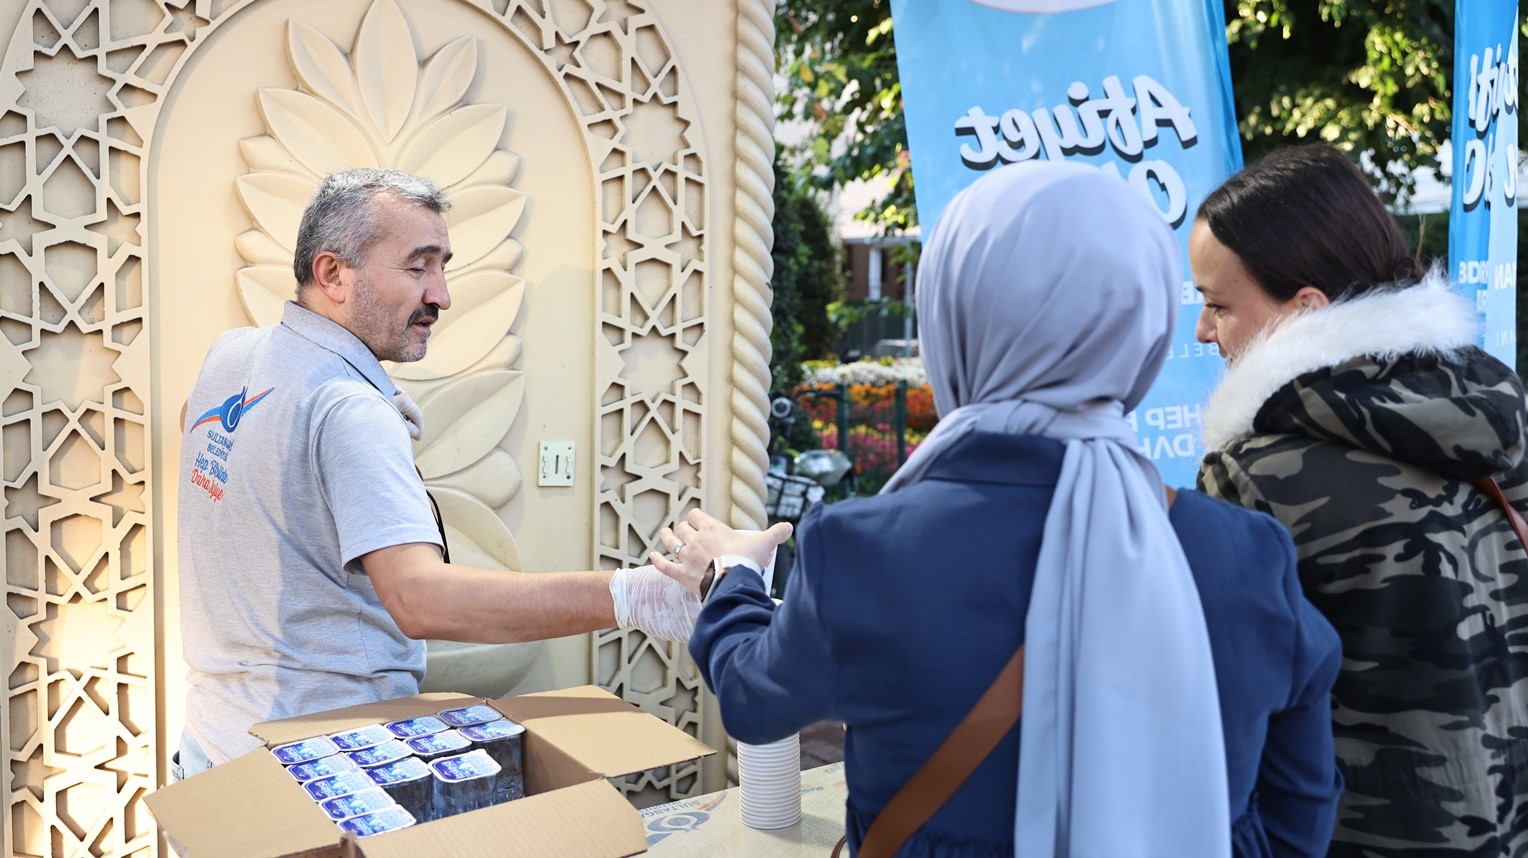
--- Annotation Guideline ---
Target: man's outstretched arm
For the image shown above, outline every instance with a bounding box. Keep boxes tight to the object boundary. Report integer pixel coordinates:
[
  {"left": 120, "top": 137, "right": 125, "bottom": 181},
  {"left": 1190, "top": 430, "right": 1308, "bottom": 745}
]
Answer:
[{"left": 362, "top": 543, "right": 617, "bottom": 643}]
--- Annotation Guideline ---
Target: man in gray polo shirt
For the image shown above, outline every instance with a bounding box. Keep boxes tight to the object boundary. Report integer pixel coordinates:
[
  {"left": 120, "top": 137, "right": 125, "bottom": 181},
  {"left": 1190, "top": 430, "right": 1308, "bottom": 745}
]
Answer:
[{"left": 174, "top": 169, "right": 755, "bottom": 775}]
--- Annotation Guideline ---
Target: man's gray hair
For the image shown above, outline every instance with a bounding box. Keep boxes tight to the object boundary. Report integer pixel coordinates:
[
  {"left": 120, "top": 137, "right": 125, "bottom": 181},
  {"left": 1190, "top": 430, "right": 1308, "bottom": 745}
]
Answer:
[{"left": 293, "top": 168, "right": 451, "bottom": 287}]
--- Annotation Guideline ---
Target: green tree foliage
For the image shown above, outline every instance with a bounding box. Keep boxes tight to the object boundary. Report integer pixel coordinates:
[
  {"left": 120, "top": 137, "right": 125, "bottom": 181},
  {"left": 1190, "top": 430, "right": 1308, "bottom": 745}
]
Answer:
[
  {"left": 777, "top": 0, "right": 913, "bottom": 231},
  {"left": 776, "top": 0, "right": 1524, "bottom": 219},
  {"left": 770, "top": 156, "right": 847, "bottom": 392},
  {"left": 1226, "top": 0, "right": 1453, "bottom": 199}
]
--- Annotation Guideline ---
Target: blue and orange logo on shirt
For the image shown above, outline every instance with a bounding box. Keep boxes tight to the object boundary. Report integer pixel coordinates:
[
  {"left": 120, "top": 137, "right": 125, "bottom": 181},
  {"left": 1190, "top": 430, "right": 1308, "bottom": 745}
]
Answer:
[
  {"left": 187, "top": 386, "right": 272, "bottom": 503},
  {"left": 190, "top": 387, "right": 273, "bottom": 434}
]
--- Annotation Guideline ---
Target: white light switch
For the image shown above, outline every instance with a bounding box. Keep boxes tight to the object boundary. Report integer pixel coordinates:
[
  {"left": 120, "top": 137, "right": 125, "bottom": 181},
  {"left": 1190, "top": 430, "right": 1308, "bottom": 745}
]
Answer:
[{"left": 538, "top": 441, "right": 575, "bottom": 487}]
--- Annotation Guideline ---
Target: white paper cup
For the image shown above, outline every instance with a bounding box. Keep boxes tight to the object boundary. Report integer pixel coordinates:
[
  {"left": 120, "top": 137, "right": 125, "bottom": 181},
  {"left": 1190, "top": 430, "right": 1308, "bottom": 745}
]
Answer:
[{"left": 736, "top": 733, "right": 801, "bottom": 830}]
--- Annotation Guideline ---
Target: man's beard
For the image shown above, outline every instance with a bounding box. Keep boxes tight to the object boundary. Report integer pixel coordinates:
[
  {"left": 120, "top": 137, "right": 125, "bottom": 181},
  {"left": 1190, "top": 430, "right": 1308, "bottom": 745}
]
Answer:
[{"left": 351, "top": 280, "right": 437, "bottom": 363}]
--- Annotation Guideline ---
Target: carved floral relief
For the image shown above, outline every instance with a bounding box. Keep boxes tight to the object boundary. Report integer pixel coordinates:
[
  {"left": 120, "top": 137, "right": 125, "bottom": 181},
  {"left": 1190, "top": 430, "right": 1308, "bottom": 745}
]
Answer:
[{"left": 234, "top": 0, "right": 529, "bottom": 576}]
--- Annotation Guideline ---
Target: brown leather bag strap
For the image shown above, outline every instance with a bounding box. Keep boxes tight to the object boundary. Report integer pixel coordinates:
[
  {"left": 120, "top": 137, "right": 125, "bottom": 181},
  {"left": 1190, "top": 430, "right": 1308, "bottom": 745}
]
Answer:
[
  {"left": 839, "top": 643, "right": 1025, "bottom": 858},
  {"left": 1472, "top": 477, "right": 1528, "bottom": 549}
]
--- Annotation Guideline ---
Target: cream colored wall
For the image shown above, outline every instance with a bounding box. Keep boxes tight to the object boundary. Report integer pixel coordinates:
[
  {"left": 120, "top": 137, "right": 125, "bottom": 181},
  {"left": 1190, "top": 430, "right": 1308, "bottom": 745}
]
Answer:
[{"left": 0, "top": 0, "right": 775, "bottom": 853}]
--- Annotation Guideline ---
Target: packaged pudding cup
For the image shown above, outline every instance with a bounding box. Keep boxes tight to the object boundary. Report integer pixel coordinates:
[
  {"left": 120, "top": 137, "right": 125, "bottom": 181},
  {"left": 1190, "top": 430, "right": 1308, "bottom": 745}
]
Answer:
[
  {"left": 405, "top": 728, "right": 471, "bottom": 763},
  {"left": 338, "top": 806, "right": 416, "bottom": 838},
  {"left": 459, "top": 718, "right": 526, "bottom": 803},
  {"left": 318, "top": 787, "right": 397, "bottom": 821},
  {"left": 286, "top": 753, "right": 361, "bottom": 783},
  {"left": 270, "top": 736, "right": 340, "bottom": 766},
  {"left": 345, "top": 739, "right": 412, "bottom": 769},
  {"left": 302, "top": 770, "right": 375, "bottom": 802},
  {"left": 327, "top": 724, "right": 392, "bottom": 753},
  {"left": 366, "top": 756, "right": 435, "bottom": 823},
  {"left": 429, "top": 749, "right": 501, "bottom": 820},
  {"left": 437, "top": 705, "right": 502, "bottom": 729},
  {"left": 385, "top": 715, "right": 449, "bottom": 740}
]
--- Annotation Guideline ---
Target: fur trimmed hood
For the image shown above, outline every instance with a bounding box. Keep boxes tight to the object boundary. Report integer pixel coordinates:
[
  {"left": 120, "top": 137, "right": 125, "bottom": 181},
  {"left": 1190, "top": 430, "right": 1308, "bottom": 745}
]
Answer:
[{"left": 1202, "top": 270, "right": 1484, "bottom": 453}]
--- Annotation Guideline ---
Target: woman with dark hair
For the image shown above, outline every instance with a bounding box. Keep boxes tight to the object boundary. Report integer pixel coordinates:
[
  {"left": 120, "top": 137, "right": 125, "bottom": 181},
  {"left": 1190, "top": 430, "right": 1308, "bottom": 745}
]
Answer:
[
  {"left": 1193, "top": 143, "right": 1528, "bottom": 856},
  {"left": 655, "top": 160, "right": 1343, "bottom": 857}
]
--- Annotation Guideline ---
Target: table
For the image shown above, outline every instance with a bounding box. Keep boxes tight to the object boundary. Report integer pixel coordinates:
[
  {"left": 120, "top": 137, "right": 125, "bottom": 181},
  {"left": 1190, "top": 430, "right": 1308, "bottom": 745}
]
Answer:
[{"left": 641, "top": 762, "right": 848, "bottom": 856}]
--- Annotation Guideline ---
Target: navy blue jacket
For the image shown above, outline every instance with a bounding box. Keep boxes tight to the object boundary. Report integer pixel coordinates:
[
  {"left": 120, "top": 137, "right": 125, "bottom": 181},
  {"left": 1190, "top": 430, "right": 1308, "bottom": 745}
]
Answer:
[{"left": 690, "top": 432, "right": 1342, "bottom": 856}]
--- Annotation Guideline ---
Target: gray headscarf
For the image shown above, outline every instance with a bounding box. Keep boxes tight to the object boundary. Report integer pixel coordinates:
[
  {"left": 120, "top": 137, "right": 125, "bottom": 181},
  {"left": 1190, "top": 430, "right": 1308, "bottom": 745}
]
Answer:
[{"left": 885, "top": 161, "right": 1231, "bottom": 856}]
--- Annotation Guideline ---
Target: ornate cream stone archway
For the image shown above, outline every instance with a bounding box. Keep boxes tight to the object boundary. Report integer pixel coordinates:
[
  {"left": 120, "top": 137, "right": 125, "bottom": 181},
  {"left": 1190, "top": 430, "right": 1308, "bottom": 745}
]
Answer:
[{"left": 0, "top": 0, "right": 775, "bottom": 853}]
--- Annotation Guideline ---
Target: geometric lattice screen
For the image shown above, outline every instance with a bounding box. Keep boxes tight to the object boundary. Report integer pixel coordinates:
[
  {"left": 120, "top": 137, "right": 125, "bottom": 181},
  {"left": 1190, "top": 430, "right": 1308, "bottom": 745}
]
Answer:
[
  {"left": 2, "top": 0, "right": 160, "bottom": 852},
  {"left": 0, "top": 0, "right": 774, "bottom": 854}
]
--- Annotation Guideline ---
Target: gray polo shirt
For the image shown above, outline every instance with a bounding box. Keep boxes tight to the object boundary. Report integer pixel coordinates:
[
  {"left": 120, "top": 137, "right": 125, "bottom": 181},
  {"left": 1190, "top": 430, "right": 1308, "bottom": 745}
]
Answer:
[{"left": 178, "top": 302, "right": 441, "bottom": 764}]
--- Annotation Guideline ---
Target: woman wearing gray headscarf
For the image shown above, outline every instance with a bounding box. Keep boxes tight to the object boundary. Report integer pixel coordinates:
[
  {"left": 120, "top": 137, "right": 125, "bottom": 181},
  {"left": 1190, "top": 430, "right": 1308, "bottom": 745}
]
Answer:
[{"left": 657, "top": 161, "right": 1342, "bottom": 857}]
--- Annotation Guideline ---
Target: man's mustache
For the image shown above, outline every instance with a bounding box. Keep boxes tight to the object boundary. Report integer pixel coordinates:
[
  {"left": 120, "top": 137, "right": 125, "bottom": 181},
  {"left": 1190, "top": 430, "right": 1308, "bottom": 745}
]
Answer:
[{"left": 408, "top": 306, "right": 441, "bottom": 325}]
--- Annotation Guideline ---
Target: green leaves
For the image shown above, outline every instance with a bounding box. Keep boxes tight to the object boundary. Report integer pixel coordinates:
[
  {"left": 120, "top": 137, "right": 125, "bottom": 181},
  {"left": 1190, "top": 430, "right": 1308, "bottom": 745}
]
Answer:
[
  {"left": 1225, "top": 0, "right": 1456, "bottom": 201},
  {"left": 771, "top": 156, "right": 846, "bottom": 391},
  {"left": 777, "top": 0, "right": 911, "bottom": 231}
]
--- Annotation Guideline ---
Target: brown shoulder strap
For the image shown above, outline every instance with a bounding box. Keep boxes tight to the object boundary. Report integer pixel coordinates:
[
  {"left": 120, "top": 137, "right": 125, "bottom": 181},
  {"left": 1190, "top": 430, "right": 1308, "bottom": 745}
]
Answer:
[
  {"left": 836, "top": 643, "right": 1025, "bottom": 858},
  {"left": 1472, "top": 477, "right": 1528, "bottom": 550}
]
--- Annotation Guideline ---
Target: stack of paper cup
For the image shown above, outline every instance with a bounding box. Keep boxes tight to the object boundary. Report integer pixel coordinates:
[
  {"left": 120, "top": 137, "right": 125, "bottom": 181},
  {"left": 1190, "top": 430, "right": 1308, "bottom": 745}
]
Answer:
[{"left": 736, "top": 733, "right": 802, "bottom": 829}]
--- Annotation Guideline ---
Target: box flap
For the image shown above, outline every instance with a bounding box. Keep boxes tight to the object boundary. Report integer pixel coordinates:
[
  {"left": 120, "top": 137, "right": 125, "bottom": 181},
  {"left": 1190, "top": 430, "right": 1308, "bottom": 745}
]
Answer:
[
  {"left": 251, "top": 692, "right": 478, "bottom": 747},
  {"left": 359, "top": 780, "right": 645, "bottom": 858},
  {"left": 491, "top": 685, "right": 715, "bottom": 779},
  {"left": 145, "top": 750, "right": 341, "bottom": 858}
]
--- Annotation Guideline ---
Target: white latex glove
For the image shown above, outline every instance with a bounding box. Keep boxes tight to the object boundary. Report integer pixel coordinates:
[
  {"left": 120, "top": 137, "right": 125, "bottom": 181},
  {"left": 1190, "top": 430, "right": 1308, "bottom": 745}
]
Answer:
[
  {"left": 392, "top": 390, "right": 424, "bottom": 440},
  {"left": 610, "top": 564, "right": 702, "bottom": 641}
]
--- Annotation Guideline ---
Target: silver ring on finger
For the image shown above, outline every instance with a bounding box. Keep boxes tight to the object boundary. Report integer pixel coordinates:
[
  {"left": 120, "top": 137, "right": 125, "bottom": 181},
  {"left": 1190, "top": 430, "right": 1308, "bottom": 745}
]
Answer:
[{"left": 673, "top": 541, "right": 685, "bottom": 555}]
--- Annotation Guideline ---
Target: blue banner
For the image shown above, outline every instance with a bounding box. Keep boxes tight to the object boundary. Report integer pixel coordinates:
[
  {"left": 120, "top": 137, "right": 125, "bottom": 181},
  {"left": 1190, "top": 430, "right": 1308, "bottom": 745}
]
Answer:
[
  {"left": 890, "top": 0, "right": 1243, "bottom": 486},
  {"left": 1450, "top": 0, "right": 1519, "bottom": 368}
]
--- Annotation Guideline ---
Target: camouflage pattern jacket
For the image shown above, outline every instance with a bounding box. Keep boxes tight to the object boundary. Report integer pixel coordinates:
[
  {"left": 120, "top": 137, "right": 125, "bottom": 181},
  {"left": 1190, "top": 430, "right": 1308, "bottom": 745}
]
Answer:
[{"left": 1197, "top": 274, "right": 1528, "bottom": 857}]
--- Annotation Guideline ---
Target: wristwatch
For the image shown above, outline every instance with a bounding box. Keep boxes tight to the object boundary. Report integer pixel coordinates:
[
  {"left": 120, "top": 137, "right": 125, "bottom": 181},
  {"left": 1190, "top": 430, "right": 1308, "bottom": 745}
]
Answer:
[{"left": 698, "top": 554, "right": 761, "bottom": 602}]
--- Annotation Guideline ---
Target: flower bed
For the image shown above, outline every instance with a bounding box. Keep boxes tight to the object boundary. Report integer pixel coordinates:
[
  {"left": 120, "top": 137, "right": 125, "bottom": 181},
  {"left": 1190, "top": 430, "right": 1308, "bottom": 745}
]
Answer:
[
  {"left": 803, "top": 357, "right": 928, "bottom": 388},
  {"left": 813, "top": 422, "right": 923, "bottom": 495},
  {"left": 795, "top": 376, "right": 935, "bottom": 495}
]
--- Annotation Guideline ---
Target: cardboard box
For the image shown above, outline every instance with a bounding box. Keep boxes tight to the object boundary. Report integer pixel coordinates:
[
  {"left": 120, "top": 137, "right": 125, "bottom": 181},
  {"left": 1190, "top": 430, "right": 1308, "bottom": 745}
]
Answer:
[{"left": 146, "top": 686, "right": 716, "bottom": 858}]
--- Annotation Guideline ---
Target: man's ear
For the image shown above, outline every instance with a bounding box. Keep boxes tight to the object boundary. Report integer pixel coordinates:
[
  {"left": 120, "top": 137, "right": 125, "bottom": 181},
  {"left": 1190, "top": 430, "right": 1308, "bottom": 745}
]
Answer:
[
  {"left": 311, "top": 251, "right": 349, "bottom": 304},
  {"left": 1291, "top": 285, "right": 1330, "bottom": 311}
]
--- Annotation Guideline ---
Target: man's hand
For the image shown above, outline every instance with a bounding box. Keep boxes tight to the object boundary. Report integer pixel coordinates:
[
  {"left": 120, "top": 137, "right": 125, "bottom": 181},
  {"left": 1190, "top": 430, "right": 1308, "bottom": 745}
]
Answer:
[
  {"left": 609, "top": 565, "right": 701, "bottom": 641},
  {"left": 649, "top": 509, "right": 791, "bottom": 595}
]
